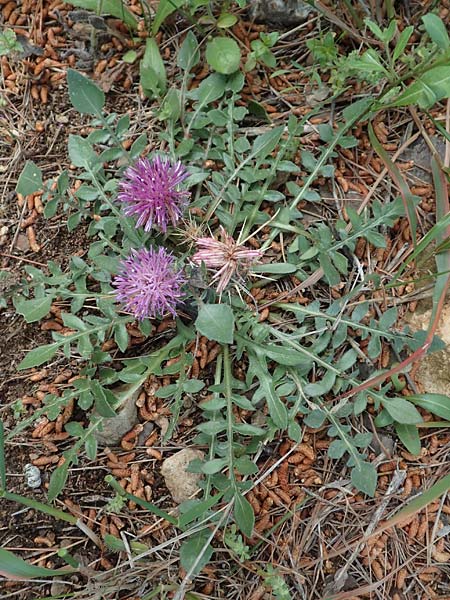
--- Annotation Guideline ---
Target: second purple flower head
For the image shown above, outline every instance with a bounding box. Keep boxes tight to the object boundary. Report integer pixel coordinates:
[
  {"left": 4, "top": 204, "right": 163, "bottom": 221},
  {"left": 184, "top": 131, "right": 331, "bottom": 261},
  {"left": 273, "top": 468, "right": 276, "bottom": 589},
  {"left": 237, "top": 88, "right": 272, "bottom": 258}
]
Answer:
[{"left": 118, "top": 156, "right": 190, "bottom": 233}]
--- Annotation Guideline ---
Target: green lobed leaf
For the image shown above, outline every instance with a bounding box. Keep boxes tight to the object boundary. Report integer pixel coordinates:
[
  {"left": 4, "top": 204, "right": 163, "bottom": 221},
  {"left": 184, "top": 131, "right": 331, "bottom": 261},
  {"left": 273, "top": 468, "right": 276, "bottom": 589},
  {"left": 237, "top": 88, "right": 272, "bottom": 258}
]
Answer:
[
  {"left": 67, "top": 69, "right": 105, "bottom": 115},
  {"left": 195, "top": 304, "right": 234, "bottom": 344},
  {"left": 351, "top": 461, "right": 377, "bottom": 497},
  {"left": 68, "top": 135, "right": 97, "bottom": 168},
  {"left": 16, "top": 161, "right": 43, "bottom": 196},
  {"left": 205, "top": 37, "right": 241, "bottom": 75},
  {"left": 14, "top": 296, "right": 52, "bottom": 323}
]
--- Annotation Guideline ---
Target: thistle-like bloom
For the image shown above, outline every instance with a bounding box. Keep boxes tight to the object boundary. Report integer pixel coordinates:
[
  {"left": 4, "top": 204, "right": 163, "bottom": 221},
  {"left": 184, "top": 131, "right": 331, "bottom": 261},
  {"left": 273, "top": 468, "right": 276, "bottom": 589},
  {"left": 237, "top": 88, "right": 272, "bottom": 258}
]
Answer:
[
  {"left": 192, "top": 227, "right": 263, "bottom": 294},
  {"left": 113, "top": 247, "right": 185, "bottom": 320},
  {"left": 117, "top": 156, "right": 190, "bottom": 233}
]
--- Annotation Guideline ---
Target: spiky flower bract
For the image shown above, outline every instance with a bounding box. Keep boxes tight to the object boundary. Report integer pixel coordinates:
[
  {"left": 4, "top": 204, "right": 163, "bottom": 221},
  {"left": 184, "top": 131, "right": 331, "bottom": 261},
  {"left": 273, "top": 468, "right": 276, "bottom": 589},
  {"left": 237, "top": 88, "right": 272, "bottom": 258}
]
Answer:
[
  {"left": 117, "top": 156, "right": 190, "bottom": 233},
  {"left": 113, "top": 247, "right": 185, "bottom": 320},
  {"left": 192, "top": 227, "right": 263, "bottom": 294}
]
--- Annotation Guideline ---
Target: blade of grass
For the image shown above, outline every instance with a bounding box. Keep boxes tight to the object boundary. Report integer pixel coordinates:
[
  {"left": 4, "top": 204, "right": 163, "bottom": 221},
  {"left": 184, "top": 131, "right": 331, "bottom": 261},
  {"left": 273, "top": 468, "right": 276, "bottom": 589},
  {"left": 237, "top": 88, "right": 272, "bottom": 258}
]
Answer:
[
  {"left": 105, "top": 475, "right": 177, "bottom": 524},
  {"left": 1, "top": 490, "right": 77, "bottom": 524},
  {"left": 0, "top": 547, "right": 76, "bottom": 580},
  {"left": 368, "top": 122, "right": 419, "bottom": 247},
  {"left": 0, "top": 422, "right": 5, "bottom": 490}
]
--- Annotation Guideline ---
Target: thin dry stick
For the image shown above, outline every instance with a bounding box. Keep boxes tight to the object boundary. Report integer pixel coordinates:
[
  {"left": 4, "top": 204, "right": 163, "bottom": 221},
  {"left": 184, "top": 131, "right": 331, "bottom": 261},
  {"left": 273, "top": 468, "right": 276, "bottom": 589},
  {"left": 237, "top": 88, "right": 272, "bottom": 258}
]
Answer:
[{"left": 331, "top": 469, "right": 406, "bottom": 594}]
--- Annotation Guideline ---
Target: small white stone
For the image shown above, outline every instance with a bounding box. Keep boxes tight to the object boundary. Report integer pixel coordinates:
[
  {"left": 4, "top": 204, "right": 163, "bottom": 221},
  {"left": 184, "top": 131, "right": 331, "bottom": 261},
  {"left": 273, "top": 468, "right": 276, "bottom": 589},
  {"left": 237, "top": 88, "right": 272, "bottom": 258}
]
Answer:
[{"left": 24, "top": 464, "right": 42, "bottom": 489}]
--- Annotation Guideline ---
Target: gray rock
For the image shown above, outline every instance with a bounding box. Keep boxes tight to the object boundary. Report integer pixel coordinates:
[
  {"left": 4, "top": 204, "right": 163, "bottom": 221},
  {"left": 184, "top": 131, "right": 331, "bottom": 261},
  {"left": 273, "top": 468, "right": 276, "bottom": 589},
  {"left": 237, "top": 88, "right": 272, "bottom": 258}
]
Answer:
[
  {"left": 161, "top": 448, "right": 204, "bottom": 504},
  {"left": 94, "top": 383, "right": 141, "bottom": 446},
  {"left": 402, "top": 136, "right": 446, "bottom": 183},
  {"left": 404, "top": 303, "right": 450, "bottom": 397},
  {"left": 249, "top": 0, "right": 315, "bottom": 24}
]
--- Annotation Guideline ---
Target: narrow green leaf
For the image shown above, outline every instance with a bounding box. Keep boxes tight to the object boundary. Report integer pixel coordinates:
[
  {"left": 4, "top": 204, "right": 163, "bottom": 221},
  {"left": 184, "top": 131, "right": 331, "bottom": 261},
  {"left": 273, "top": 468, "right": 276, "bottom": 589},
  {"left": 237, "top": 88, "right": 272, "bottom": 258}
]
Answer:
[
  {"left": 391, "top": 67, "right": 450, "bottom": 109},
  {"left": 18, "top": 343, "right": 59, "bottom": 370},
  {"left": 67, "top": 69, "right": 105, "bottom": 115},
  {"left": 407, "top": 393, "right": 450, "bottom": 422},
  {"left": 140, "top": 37, "right": 167, "bottom": 98},
  {"left": 178, "top": 493, "right": 223, "bottom": 528},
  {"left": 251, "top": 126, "right": 284, "bottom": 163},
  {"left": 368, "top": 122, "right": 418, "bottom": 247},
  {"left": 391, "top": 473, "right": 450, "bottom": 524},
  {"left": 201, "top": 458, "right": 228, "bottom": 474},
  {"left": 234, "top": 490, "right": 254, "bottom": 537},
  {"left": 91, "top": 382, "right": 117, "bottom": 417},
  {"left": 152, "top": 0, "right": 184, "bottom": 34},
  {"left": 255, "top": 357, "right": 288, "bottom": 429},
  {"left": 422, "top": 13, "right": 450, "bottom": 50},
  {"left": 114, "top": 321, "right": 129, "bottom": 352},
  {"left": 251, "top": 263, "right": 297, "bottom": 274},
  {"left": 47, "top": 462, "right": 70, "bottom": 502},
  {"left": 393, "top": 25, "right": 414, "bottom": 61},
  {"left": 395, "top": 423, "right": 421, "bottom": 455},
  {"left": 0, "top": 548, "right": 75, "bottom": 579},
  {"left": 16, "top": 161, "right": 43, "bottom": 196},
  {"left": 177, "top": 31, "right": 200, "bottom": 71}
]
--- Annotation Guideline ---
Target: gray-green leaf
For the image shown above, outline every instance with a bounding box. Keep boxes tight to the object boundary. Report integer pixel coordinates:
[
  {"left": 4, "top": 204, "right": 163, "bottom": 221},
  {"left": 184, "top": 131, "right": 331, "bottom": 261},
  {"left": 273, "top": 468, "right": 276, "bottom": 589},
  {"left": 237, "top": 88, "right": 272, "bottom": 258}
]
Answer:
[
  {"left": 195, "top": 304, "right": 234, "bottom": 344},
  {"left": 67, "top": 69, "right": 105, "bottom": 115},
  {"left": 16, "top": 161, "right": 43, "bottom": 196},
  {"left": 206, "top": 37, "right": 241, "bottom": 75}
]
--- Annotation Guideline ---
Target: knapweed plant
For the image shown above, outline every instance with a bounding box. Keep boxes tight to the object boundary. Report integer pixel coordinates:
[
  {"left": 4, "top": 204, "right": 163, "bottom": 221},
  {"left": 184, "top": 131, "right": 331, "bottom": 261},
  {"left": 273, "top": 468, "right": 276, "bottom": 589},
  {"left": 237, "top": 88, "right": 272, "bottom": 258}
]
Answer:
[{"left": 6, "top": 8, "right": 450, "bottom": 580}]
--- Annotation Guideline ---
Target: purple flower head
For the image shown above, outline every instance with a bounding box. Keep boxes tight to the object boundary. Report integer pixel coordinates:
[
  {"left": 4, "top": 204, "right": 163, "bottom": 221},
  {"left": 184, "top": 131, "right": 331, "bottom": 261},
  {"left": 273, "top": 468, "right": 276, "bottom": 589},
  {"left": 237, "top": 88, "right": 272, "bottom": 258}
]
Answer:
[
  {"left": 113, "top": 247, "right": 185, "bottom": 320},
  {"left": 118, "top": 156, "right": 190, "bottom": 233}
]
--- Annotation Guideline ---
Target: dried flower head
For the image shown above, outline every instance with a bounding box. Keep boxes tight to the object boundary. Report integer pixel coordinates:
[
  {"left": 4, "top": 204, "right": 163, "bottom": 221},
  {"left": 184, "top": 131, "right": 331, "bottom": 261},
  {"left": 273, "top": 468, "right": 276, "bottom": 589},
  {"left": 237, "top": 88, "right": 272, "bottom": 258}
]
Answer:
[
  {"left": 118, "top": 156, "right": 190, "bottom": 232},
  {"left": 113, "top": 247, "right": 185, "bottom": 320},
  {"left": 192, "top": 227, "right": 263, "bottom": 294}
]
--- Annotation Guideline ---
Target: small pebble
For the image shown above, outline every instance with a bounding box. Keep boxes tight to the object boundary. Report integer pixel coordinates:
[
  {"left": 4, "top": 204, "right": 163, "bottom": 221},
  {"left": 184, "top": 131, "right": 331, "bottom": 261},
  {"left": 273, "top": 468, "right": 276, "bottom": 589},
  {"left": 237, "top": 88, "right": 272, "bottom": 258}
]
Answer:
[{"left": 24, "top": 464, "right": 42, "bottom": 489}]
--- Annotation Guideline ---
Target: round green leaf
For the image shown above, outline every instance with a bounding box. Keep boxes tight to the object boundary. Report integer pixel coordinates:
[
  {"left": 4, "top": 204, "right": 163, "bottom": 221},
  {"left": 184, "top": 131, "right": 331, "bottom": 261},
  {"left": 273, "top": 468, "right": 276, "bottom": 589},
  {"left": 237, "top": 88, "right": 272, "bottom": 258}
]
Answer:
[
  {"left": 217, "top": 13, "right": 238, "bottom": 28},
  {"left": 206, "top": 37, "right": 241, "bottom": 75},
  {"left": 195, "top": 304, "right": 234, "bottom": 344}
]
